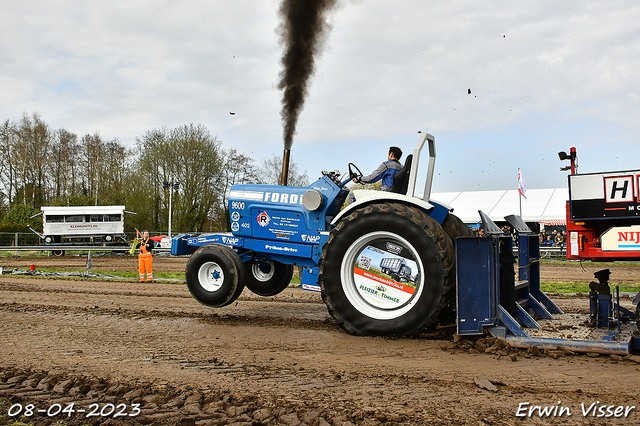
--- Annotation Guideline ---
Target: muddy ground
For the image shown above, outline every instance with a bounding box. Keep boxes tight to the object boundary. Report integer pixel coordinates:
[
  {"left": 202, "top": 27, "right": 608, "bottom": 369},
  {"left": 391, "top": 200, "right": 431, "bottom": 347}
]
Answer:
[{"left": 0, "top": 254, "right": 639, "bottom": 425}]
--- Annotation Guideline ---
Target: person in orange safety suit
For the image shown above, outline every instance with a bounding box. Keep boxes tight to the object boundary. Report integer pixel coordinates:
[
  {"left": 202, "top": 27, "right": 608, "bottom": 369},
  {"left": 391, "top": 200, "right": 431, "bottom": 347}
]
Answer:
[{"left": 138, "top": 229, "right": 155, "bottom": 282}]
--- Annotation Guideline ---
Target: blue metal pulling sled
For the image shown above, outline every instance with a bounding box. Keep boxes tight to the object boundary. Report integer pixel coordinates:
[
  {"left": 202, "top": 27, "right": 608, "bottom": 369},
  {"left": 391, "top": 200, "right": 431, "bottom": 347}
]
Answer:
[{"left": 456, "top": 212, "right": 639, "bottom": 355}]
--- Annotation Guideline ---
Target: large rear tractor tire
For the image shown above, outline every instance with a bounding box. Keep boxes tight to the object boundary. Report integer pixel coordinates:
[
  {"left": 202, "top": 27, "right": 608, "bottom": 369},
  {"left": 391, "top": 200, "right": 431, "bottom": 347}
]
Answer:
[
  {"left": 636, "top": 303, "right": 639, "bottom": 332},
  {"left": 319, "top": 203, "right": 455, "bottom": 337},
  {"left": 185, "top": 244, "right": 245, "bottom": 308},
  {"left": 439, "top": 212, "right": 474, "bottom": 321},
  {"left": 441, "top": 212, "right": 474, "bottom": 240},
  {"left": 244, "top": 259, "right": 294, "bottom": 296}
]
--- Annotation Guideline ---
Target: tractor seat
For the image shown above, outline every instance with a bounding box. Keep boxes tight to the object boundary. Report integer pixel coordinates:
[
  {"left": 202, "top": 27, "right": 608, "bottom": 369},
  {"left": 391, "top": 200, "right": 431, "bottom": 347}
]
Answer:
[{"left": 390, "top": 154, "right": 412, "bottom": 194}]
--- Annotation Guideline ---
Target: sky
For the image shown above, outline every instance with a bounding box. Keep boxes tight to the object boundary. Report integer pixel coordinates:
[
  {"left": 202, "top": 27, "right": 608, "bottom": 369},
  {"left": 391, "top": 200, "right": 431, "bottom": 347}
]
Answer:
[{"left": 2, "top": 1, "right": 639, "bottom": 192}]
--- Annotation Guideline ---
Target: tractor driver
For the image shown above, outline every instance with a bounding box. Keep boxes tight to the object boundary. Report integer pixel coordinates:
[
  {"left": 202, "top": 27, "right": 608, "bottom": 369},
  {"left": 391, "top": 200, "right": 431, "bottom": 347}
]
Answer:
[{"left": 352, "top": 146, "right": 403, "bottom": 191}]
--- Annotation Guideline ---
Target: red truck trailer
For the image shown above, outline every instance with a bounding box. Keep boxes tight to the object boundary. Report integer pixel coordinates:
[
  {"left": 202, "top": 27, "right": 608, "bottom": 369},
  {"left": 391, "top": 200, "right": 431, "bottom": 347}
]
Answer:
[{"left": 561, "top": 148, "right": 640, "bottom": 261}]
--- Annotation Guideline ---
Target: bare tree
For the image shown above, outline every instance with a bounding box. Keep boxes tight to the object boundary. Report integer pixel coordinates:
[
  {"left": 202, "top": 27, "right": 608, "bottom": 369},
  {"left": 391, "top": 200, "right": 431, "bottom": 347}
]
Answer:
[
  {"left": 0, "top": 114, "right": 262, "bottom": 235},
  {"left": 258, "top": 154, "right": 309, "bottom": 187},
  {"left": 79, "top": 133, "right": 106, "bottom": 205},
  {"left": 137, "top": 124, "right": 223, "bottom": 233},
  {"left": 0, "top": 114, "right": 135, "bottom": 221},
  {"left": 170, "top": 124, "right": 223, "bottom": 232},
  {"left": 16, "top": 114, "right": 32, "bottom": 205},
  {"left": 137, "top": 127, "right": 172, "bottom": 229},
  {"left": 14, "top": 112, "right": 51, "bottom": 206},
  {"left": 100, "top": 138, "right": 133, "bottom": 205},
  {"left": 220, "top": 147, "right": 259, "bottom": 204},
  {"left": 0, "top": 120, "right": 18, "bottom": 208},
  {"left": 30, "top": 113, "right": 50, "bottom": 205},
  {"left": 209, "top": 147, "right": 259, "bottom": 231},
  {"left": 49, "top": 128, "right": 79, "bottom": 203}
]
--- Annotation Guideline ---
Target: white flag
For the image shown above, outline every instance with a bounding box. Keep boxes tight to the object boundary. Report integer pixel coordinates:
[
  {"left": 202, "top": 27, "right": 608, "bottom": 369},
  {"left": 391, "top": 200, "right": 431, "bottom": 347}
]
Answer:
[{"left": 518, "top": 168, "right": 526, "bottom": 198}]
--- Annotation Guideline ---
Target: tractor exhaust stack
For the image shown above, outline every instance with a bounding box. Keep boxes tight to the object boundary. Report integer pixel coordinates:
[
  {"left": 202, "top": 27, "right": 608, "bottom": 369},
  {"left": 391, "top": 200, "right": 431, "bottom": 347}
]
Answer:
[{"left": 280, "top": 148, "right": 291, "bottom": 186}]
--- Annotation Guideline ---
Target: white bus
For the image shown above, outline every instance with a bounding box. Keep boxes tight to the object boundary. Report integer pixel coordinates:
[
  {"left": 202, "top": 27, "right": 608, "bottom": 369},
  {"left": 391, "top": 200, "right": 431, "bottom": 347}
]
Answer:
[{"left": 33, "top": 205, "right": 129, "bottom": 244}]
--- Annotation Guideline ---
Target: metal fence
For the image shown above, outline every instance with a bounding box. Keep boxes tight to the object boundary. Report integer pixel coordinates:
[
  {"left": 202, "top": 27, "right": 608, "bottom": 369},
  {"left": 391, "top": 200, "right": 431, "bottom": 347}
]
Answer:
[
  {"left": 539, "top": 246, "right": 566, "bottom": 259},
  {"left": 0, "top": 233, "right": 40, "bottom": 247},
  {"left": 0, "top": 232, "right": 170, "bottom": 251}
]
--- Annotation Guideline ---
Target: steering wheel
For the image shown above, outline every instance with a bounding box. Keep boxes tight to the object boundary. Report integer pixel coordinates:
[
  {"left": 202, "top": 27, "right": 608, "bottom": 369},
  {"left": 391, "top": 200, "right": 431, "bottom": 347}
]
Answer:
[{"left": 348, "top": 163, "right": 363, "bottom": 182}]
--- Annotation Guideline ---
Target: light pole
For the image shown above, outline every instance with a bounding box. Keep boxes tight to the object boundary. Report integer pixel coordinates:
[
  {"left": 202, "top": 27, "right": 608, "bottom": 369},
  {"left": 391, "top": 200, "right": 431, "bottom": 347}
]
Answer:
[{"left": 163, "top": 181, "right": 180, "bottom": 238}]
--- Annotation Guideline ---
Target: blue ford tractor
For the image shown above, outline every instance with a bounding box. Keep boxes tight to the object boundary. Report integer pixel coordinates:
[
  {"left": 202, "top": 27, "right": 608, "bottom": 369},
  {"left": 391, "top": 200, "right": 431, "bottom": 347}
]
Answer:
[
  {"left": 172, "top": 133, "right": 473, "bottom": 337},
  {"left": 172, "top": 133, "right": 639, "bottom": 353}
]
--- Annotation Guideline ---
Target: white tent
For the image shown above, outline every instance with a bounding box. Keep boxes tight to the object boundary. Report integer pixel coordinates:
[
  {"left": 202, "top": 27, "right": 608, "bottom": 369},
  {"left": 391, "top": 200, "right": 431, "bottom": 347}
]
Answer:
[{"left": 430, "top": 188, "right": 568, "bottom": 225}]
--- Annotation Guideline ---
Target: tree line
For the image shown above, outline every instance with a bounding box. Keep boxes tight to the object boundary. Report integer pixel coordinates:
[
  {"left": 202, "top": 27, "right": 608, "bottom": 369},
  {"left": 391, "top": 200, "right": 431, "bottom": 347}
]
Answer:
[{"left": 0, "top": 112, "right": 309, "bottom": 235}]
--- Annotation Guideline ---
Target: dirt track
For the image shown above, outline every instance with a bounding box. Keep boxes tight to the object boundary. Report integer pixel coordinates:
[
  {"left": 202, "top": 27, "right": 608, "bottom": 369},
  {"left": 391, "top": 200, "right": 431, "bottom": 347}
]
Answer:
[{"left": 0, "top": 254, "right": 639, "bottom": 425}]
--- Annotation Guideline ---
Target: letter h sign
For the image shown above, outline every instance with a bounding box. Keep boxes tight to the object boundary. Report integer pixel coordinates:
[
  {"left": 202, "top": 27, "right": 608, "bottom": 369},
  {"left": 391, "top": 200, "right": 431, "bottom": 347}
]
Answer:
[{"left": 604, "top": 175, "right": 635, "bottom": 203}]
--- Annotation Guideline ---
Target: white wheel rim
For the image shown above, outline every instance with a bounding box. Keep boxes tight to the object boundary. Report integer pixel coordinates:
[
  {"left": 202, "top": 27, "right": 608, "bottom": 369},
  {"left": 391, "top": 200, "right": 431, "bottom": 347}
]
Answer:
[
  {"left": 340, "top": 231, "right": 424, "bottom": 320},
  {"left": 198, "top": 261, "right": 224, "bottom": 292},
  {"left": 251, "top": 261, "right": 275, "bottom": 282}
]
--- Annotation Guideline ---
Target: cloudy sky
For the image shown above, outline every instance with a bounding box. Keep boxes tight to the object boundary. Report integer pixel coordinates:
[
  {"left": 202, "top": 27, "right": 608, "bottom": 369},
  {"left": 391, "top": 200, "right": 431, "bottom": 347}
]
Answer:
[{"left": 2, "top": 1, "right": 639, "bottom": 192}]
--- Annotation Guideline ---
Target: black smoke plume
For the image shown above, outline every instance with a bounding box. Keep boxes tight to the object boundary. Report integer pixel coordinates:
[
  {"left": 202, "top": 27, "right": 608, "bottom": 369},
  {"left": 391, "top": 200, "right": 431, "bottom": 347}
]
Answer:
[{"left": 277, "top": 0, "right": 337, "bottom": 150}]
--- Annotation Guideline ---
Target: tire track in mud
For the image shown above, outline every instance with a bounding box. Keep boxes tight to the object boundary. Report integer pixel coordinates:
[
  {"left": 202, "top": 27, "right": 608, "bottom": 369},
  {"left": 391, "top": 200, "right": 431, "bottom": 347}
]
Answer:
[
  {"left": 0, "top": 277, "right": 635, "bottom": 341},
  {"left": 0, "top": 276, "right": 323, "bottom": 303},
  {"left": 0, "top": 364, "right": 518, "bottom": 426},
  {"left": 0, "top": 365, "right": 356, "bottom": 426},
  {"left": 0, "top": 301, "right": 340, "bottom": 334},
  {"left": 0, "top": 280, "right": 192, "bottom": 299},
  {"left": 0, "top": 276, "right": 337, "bottom": 333},
  {"left": 0, "top": 305, "right": 512, "bottom": 425}
]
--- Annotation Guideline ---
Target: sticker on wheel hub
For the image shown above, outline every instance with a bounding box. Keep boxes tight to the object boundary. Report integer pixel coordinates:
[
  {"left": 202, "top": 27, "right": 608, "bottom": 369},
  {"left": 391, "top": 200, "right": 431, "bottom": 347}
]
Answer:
[{"left": 353, "top": 242, "right": 418, "bottom": 309}]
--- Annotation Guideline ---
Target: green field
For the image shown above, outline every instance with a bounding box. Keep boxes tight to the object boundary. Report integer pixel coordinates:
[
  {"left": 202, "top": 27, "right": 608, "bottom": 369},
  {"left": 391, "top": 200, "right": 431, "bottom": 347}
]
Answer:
[{"left": 540, "top": 281, "right": 590, "bottom": 294}]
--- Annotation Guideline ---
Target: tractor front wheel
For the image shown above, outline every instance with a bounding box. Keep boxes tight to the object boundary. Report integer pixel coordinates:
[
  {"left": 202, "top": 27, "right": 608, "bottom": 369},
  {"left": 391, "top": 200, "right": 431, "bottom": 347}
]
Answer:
[
  {"left": 319, "top": 203, "right": 454, "bottom": 337},
  {"left": 244, "top": 259, "right": 294, "bottom": 296},
  {"left": 185, "top": 244, "right": 245, "bottom": 307}
]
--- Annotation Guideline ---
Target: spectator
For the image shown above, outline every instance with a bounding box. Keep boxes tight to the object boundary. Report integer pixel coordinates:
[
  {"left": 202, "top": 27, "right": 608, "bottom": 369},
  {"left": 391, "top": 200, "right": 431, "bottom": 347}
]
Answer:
[
  {"left": 554, "top": 231, "right": 564, "bottom": 246},
  {"left": 539, "top": 228, "right": 547, "bottom": 244}
]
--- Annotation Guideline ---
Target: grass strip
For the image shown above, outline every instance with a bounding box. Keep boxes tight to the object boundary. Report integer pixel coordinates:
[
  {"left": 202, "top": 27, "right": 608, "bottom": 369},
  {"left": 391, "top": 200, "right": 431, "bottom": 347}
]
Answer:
[{"left": 541, "top": 281, "right": 590, "bottom": 294}]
